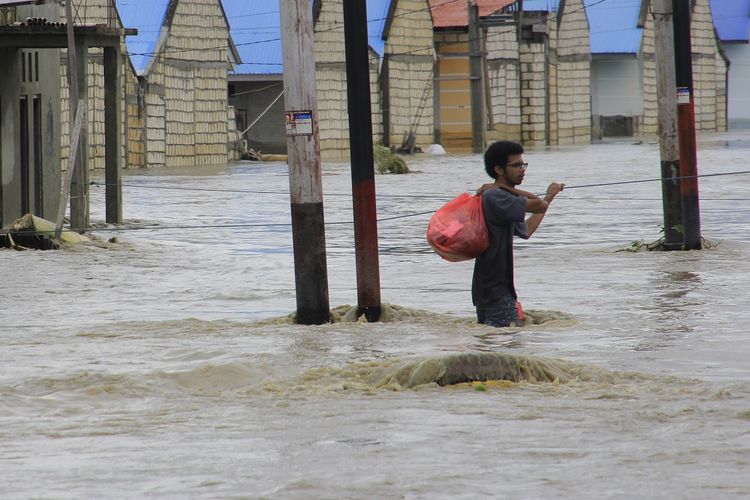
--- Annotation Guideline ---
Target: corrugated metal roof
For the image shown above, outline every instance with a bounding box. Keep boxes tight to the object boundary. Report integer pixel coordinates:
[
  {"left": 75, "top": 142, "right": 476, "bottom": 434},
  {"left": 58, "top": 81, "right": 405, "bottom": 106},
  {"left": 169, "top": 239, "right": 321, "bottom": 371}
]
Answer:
[
  {"left": 710, "top": 0, "right": 750, "bottom": 42},
  {"left": 116, "top": 0, "right": 171, "bottom": 75},
  {"left": 367, "top": 0, "right": 391, "bottom": 56},
  {"left": 429, "top": 0, "right": 515, "bottom": 29},
  {"left": 522, "top": 0, "right": 558, "bottom": 11},
  {"left": 0, "top": 0, "right": 40, "bottom": 6},
  {"left": 221, "top": 0, "right": 282, "bottom": 75},
  {"left": 222, "top": 0, "right": 391, "bottom": 76},
  {"left": 584, "top": 0, "right": 642, "bottom": 55}
]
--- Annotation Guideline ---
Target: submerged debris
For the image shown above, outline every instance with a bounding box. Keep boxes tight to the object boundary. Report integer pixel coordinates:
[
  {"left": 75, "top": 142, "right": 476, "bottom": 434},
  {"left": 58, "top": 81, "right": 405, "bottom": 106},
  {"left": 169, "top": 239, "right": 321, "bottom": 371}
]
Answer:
[
  {"left": 1, "top": 214, "right": 92, "bottom": 250},
  {"left": 240, "top": 148, "right": 287, "bottom": 162}
]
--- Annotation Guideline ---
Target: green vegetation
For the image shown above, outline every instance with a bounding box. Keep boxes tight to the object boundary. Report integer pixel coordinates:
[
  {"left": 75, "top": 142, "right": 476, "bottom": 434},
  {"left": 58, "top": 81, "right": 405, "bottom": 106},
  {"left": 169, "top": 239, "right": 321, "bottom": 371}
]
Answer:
[{"left": 373, "top": 145, "right": 409, "bottom": 174}]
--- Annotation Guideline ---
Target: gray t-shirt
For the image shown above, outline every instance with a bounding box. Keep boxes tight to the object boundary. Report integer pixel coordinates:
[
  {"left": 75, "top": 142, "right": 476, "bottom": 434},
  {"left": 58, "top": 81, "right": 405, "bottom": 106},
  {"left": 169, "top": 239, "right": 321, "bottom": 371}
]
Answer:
[{"left": 472, "top": 188, "right": 529, "bottom": 307}]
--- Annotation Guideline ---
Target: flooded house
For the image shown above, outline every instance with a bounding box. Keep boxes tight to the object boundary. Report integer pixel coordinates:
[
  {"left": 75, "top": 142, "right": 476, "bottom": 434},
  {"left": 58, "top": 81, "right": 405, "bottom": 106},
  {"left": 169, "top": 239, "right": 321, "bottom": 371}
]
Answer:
[
  {"left": 587, "top": 0, "right": 727, "bottom": 139},
  {"left": 710, "top": 0, "right": 750, "bottom": 129},
  {"left": 0, "top": 0, "right": 128, "bottom": 229},
  {"left": 433, "top": 0, "right": 591, "bottom": 150},
  {"left": 431, "top": 0, "right": 514, "bottom": 151},
  {"left": 375, "top": 0, "right": 435, "bottom": 151},
  {"left": 225, "top": 0, "right": 435, "bottom": 160},
  {"left": 115, "top": 0, "right": 236, "bottom": 168},
  {"left": 222, "top": 1, "right": 285, "bottom": 155},
  {"left": 1, "top": 1, "right": 62, "bottom": 228}
]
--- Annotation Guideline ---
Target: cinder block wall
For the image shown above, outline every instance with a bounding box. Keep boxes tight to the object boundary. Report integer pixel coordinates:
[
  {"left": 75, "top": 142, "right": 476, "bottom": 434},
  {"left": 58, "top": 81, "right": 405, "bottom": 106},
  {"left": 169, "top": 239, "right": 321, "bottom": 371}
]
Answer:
[
  {"left": 486, "top": 23, "right": 522, "bottom": 141},
  {"left": 157, "top": 0, "right": 229, "bottom": 167},
  {"left": 314, "top": 0, "right": 383, "bottom": 161},
  {"left": 60, "top": 0, "right": 231, "bottom": 169},
  {"left": 691, "top": 0, "right": 727, "bottom": 132},
  {"left": 383, "top": 0, "right": 434, "bottom": 149},
  {"left": 519, "top": 38, "right": 549, "bottom": 146},
  {"left": 556, "top": 0, "right": 591, "bottom": 145},
  {"left": 58, "top": 1, "right": 111, "bottom": 171}
]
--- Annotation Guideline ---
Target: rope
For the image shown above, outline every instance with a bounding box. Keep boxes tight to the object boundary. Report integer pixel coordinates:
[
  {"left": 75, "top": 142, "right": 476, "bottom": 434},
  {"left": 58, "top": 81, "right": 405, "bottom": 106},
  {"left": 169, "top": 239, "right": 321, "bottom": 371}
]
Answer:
[
  {"left": 90, "top": 169, "right": 750, "bottom": 198},
  {"left": 10, "top": 169, "right": 746, "bottom": 239},
  {"left": 241, "top": 89, "right": 285, "bottom": 137},
  {"left": 7, "top": 209, "right": 437, "bottom": 237},
  {"left": 561, "top": 170, "right": 750, "bottom": 191},
  {"left": 88, "top": 181, "right": 445, "bottom": 200}
]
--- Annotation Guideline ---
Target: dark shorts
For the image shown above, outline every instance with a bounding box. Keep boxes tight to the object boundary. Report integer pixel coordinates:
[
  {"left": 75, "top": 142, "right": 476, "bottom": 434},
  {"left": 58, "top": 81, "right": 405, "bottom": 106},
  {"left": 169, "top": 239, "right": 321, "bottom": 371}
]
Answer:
[{"left": 476, "top": 296, "right": 520, "bottom": 327}]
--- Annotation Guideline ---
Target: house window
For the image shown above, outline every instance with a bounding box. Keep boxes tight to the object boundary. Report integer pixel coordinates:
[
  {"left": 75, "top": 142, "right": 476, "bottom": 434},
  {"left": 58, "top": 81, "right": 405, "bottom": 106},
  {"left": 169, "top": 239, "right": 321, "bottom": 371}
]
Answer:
[
  {"left": 33, "top": 95, "right": 43, "bottom": 216},
  {"left": 236, "top": 108, "right": 247, "bottom": 135},
  {"left": 19, "top": 96, "right": 29, "bottom": 214}
]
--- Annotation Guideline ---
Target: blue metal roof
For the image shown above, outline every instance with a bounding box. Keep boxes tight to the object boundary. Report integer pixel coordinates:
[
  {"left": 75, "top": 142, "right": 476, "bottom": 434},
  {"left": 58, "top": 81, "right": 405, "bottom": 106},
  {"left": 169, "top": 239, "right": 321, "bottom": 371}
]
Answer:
[
  {"left": 221, "top": 0, "right": 391, "bottom": 76},
  {"left": 115, "top": 0, "right": 393, "bottom": 77},
  {"left": 367, "top": 0, "right": 392, "bottom": 56},
  {"left": 221, "top": 0, "right": 283, "bottom": 75},
  {"left": 710, "top": 0, "right": 750, "bottom": 42},
  {"left": 522, "top": 0, "right": 559, "bottom": 11},
  {"left": 584, "top": 0, "right": 643, "bottom": 55},
  {"left": 116, "top": 0, "right": 171, "bottom": 75}
]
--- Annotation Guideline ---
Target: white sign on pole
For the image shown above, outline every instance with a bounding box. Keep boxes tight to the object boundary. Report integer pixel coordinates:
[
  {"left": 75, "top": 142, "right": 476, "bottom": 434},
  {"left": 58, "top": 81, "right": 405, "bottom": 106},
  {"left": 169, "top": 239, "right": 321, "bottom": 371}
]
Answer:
[{"left": 285, "top": 110, "right": 313, "bottom": 136}]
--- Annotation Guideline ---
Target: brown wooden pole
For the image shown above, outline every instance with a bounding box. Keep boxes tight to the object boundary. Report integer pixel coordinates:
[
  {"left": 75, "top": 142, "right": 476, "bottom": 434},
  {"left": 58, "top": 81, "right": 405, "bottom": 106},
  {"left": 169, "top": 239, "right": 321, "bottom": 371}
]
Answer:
[
  {"left": 103, "top": 45, "right": 122, "bottom": 224},
  {"left": 652, "top": 0, "right": 683, "bottom": 249},
  {"left": 468, "top": 1, "right": 486, "bottom": 154},
  {"left": 279, "top": 0, "right": 330, "bottom": 324},
  {"left": 55, "top": 0, "right": 87, "bottom": 240}
]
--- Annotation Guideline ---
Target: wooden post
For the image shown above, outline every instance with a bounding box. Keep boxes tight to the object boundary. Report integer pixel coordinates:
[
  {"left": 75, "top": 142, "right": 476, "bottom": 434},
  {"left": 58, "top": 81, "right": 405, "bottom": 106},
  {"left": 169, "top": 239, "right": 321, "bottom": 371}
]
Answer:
[
  {"left": 468, "top": 1, "right": 486, "bottom": 154},
  {"left": 279, "top": 0, "right": 330, "bottom": 324},
  {"left": 103, "top": 45, "right": 122, "bottom": 224},
  {"left": 70, "top": 39, "right": 89, "bottom": 232},
  {"left": 673, "top": 0, "right": 701, "bottom": 250},
  {"left": 342, "top": 0, "right": 382, "bottom": 322},
  {"left": 55, "top": 0, "right": 87, "bottom": 240},
  {"left": 652, "top": 0, "right": 683, "bottom": 249}
]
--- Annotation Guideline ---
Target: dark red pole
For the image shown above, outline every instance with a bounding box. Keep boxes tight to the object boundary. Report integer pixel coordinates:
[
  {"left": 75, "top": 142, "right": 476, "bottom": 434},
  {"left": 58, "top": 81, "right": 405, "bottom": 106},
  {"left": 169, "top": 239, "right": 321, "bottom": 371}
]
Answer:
[
  {"left": 673, "top": 0, "right": 701, "bottom": 250},
  {"left": 342, "top": 0, "right": 382, "bottom": 322}
]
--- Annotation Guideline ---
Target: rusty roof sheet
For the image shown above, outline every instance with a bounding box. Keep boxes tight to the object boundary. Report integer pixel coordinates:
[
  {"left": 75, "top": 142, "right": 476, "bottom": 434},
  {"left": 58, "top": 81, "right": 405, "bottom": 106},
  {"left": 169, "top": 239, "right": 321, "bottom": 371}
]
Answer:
[{"left": 429, "top": 0, "right": 516, "bottom": 29}]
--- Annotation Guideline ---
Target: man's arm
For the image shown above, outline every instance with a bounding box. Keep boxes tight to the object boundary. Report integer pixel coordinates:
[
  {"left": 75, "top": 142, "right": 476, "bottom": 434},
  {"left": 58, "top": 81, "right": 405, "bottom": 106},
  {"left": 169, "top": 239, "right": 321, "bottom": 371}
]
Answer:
[
  {"left": 499, "top": 186, "right": 549, "bottom": 213},
  {"left": 525, "top": 182, "right": 564, "bottom": 237}
]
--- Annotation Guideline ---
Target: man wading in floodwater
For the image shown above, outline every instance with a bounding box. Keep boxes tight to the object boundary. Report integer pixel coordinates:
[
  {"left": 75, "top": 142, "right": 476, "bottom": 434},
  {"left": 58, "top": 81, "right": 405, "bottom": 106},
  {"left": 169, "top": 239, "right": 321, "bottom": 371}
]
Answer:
[{"left": 473, "top": 140, "right": 564, "bottom": 327}]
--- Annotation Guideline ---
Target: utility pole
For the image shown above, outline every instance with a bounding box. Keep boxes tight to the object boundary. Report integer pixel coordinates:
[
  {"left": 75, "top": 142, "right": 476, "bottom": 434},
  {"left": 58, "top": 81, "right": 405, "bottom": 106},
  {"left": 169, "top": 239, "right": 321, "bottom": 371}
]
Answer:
[
  {"left": 468, "top": 1, "right": 486, "bottom": 154},
  {"left": 342, "top": 0, "right": 381, "bottom": 322},
  {"left": 279, "top": 0, "right": 330, "bottom": 324},
  {"left": 652, "top": 0, "right": 683, "bottom": 249},
  {"left": 673, "top": 0, "right": 702, "bottom": 249}
]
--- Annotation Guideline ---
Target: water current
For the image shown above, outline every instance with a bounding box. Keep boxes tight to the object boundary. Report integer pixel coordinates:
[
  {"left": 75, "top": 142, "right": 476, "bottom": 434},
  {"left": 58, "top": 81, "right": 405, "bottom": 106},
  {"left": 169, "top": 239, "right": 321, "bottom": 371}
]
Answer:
[{"left": 2, "top": 133, "right": 750, "bottom": 498}]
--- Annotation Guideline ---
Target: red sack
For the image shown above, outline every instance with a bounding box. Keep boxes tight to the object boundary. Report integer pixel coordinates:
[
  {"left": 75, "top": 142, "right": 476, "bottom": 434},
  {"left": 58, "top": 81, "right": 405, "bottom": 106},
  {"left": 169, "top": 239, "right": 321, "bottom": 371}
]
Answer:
[{"left": 426, "top": 193, "right": 489, "bottom": 262}]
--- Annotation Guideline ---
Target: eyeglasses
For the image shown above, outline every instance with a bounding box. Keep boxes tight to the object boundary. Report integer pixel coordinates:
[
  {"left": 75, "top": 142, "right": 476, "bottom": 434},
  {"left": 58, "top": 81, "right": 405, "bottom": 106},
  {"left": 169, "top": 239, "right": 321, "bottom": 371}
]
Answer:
[{"left": 506, "top": 162, "right": 528, "bottom": 170}]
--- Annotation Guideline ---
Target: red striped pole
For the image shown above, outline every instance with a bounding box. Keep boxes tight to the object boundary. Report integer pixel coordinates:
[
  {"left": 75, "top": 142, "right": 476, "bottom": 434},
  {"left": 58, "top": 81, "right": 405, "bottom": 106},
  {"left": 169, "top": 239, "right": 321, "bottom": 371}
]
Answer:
[
  {"left": 342, "top": 0, "right": 381, "bottom": 322},
  {"left": 279, "top": 0, "right": 330, "bottom": 324},
  {"left": 673, "top": 0, "right": 702, "bottom": 250}
]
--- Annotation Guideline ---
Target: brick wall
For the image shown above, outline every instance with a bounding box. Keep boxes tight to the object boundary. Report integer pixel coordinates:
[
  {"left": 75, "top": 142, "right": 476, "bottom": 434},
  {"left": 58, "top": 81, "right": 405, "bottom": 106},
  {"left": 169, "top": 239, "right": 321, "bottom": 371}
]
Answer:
[
  {"left": 486, "top": 24, "right": 521, "bottom": 141},
  {"left": 156, "top": 0, "right": 229, "bottom": 167},
  {"left": 383, "top": 0, "right": 434, "bottom": 149},
  {"left": 556, "top": 0, "right": 591, "bottom": 144},
  {"left": 314, "top": 0, "right": 384, "bottom": 160}
]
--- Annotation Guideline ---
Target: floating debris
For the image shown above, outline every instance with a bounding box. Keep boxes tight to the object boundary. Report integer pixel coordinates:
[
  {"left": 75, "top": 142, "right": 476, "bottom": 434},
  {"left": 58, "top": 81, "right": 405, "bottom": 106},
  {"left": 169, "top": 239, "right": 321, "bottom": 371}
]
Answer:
[{"left": 1, "top": 214, "right": 91, "bottom": 250}]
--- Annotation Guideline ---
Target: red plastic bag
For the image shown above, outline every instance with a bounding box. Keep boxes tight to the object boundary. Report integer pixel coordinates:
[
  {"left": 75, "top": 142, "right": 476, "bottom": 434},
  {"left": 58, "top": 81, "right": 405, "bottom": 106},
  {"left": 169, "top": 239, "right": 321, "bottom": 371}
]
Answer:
[{"left": 426, "top": 193, "right": 489, "bottom": 262}]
